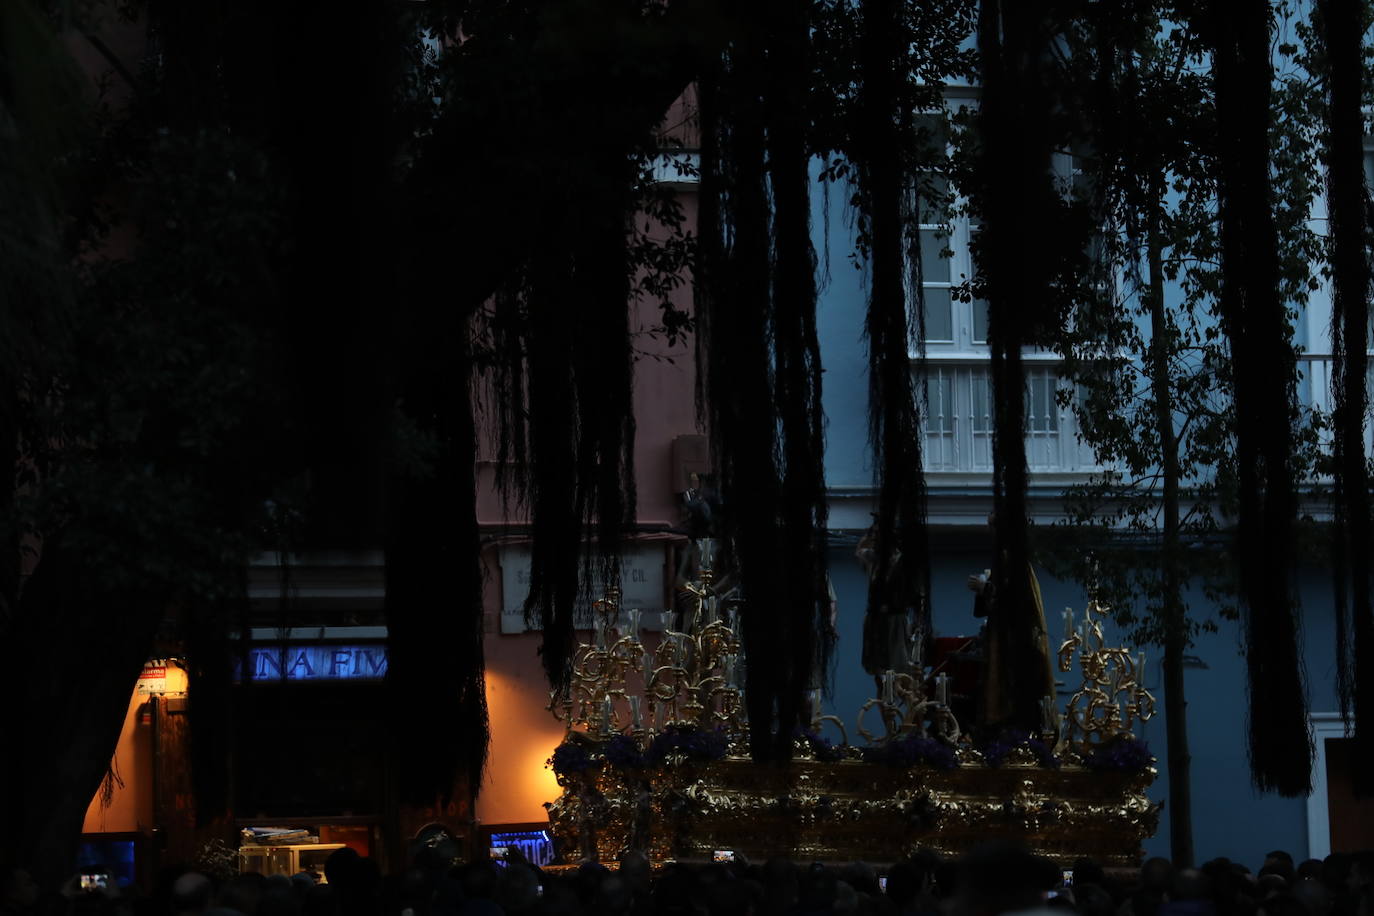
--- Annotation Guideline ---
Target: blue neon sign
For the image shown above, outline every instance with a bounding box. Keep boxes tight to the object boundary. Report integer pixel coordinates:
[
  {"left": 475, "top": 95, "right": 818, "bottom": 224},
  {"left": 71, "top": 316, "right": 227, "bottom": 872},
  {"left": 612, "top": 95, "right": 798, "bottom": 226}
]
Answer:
[{"left": 240, "top": 645, "right": 388, "bottom": 682}]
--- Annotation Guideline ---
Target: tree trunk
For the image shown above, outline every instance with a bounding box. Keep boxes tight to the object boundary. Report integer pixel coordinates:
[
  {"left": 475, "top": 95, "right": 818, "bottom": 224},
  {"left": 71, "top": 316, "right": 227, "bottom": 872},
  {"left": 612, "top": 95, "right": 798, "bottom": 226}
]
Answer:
[
  {"left": 1210, "top": 0, "right": 1310, "bottom": 796},
  {"left": 1321, "top": 0, "right": 1374, "bottom": 793},
  {"left": 0, "top": 546, "right": 163, "bottom": 888},
  {"left": 1147, "top": 198, "right": 1194, "bottom": 866}
]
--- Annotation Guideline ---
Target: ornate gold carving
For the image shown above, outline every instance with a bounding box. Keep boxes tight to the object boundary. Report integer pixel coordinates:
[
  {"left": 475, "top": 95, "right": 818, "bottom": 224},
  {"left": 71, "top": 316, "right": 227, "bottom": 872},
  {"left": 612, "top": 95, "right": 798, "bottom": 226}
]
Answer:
[
  {"left": 547, "top": 579, "right": 1159, "bottom": 868},
  {"left": 549, "top": 753, "right": 1159, "bottom": 866},
  {"left": 856, "top": 669, "right": 960, "bottom": 746},
  {"left": 1057, "top": 600, "right": 1156, "bottom": 750}
]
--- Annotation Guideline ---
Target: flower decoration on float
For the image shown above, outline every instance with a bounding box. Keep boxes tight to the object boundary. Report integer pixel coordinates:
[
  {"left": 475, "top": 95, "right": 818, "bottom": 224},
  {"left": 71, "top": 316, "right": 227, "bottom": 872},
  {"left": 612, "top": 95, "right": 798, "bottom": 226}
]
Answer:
[{"left": 977, "top": 729, "right": 1061, "bottom": 769}]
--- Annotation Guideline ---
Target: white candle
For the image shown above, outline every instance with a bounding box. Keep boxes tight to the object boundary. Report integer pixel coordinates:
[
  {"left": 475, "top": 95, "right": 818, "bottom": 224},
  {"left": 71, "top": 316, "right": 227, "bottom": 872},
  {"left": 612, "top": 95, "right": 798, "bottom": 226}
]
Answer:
[
  {"left": 628, "top": 609, "right": 642, "bottom": 635},
  {"left": 881, "top": 670, "right": 894, "bottom": 705},
  {"left": 1137, "top": 650, "right": 1146, "bottom": 683},
  {"left": 643, "top": 649, "right": 653, "bottom": 685},
  {"left": 1063, "top": 607, "right": 1074, "bottom": 643},
  {"left": 936, "top": 673, "right": 949, "bottom": 706},
  {"left": 629, "top": 695, "right": 643, "bottom": 729}
]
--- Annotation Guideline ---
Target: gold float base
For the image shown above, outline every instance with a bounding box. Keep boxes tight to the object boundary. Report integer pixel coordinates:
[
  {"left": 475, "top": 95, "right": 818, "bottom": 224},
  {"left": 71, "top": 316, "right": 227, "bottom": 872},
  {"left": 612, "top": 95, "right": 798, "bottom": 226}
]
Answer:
[{"left": 547, "top": 753, "right": 1157, "bottom": 867}]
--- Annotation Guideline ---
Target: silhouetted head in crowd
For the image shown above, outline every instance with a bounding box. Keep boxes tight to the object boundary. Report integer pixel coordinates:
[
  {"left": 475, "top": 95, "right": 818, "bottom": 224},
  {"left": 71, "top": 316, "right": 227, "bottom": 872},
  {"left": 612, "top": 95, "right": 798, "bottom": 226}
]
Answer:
[
  {"left": 459, "top": 861, "right": 499, "bottom": 901},
  {"left": 1160, "top": 869, "right": 1217, "bottom": 916},
  {"left": 1259, "top": 874, "right": 1290, "bottom": 898},
  {"left": 884, "top": 860, "right": 923, "bottom": 910},
  {"left": 1073, "top": 859, "right": 1107, "bottom": 893},
  {"left": 707, "top": 876, "right": 758, "bottom": 916},
  {"left": 1351, "top": 854, "right": 1374, "bottom": 894},
  {"left": 838, "top": 862, "right": 880, "bottom": 899},
  {"left": 760, "top": 859, "right": 797, "bottom": 916},
  {"left": 1297, "top": 862, "right": 1324, "bottom": 883},
  {"left": 1076, "top": 884, "right": 1116, "bottom": 916},
  {"left": 495, "top": 863, "right": 544, "bottom": 915},
  {"left": 324, "top": 847, "right": 362, "bottom": 889},
  {"left": 220, "top": 872, "right": 267, "bottom": 915},
  {"left": 0, "top": 866, "right": 39, "bottom": 912},
  {"left": 258, "top": 875, "right": 302, "bottom": 916},
  {"left": 1264, "top": 854, "right": 1296, "bottom": 885},
  {"left": 651, "top": 866, "right": 699, "bottom": 916},
  {"left": 952, "top": 842, "right": 1057, "bottom": 916},
  {"left": 301, "top": 884, "right": 335, "bottom": 916},
  {"left": 590, "top": 874, "right": 632, "bottom": 916},
  {"left": 171, "top": 872, "right": 213, "bottom": 916},
  {"left": 795, "top": 863, "right": 838, "bottom": 916},
  {"left": 1292, "top": 879, "right": 1331, "bottom": 916},
  {"left": 619, "top": 850, "right": 652, "bottom": 894},
  {"left": 1257, "top": 894, "right": 1310, "bottom": 916},
  {"left": 1142, "top": 859, "right": 1175, "bottom": 893}
]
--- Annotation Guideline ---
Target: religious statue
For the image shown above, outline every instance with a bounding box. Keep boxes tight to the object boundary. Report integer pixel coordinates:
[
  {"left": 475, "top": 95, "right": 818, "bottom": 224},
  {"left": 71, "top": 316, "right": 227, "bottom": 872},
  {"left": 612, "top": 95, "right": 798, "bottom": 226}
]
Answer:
[
  {"left": 673, "top": 473, "right": 740, "bottom": 631},
  {"left": 855, "top": 525, "right": 923, "bottom": 691},
  {"left": 966, "top": 553, "right": 1057, "bottom": 734}
]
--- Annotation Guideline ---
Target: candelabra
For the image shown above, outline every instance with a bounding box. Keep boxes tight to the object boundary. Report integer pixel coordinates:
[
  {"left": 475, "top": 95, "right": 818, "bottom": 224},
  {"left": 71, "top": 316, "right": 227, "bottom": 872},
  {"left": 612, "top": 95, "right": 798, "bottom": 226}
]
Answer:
[
  {"left": 856, "top": 640, "right": 960, "bottom": 746},
  {"left": 1057, "top": 599, "right": 1156, "bottom": 750},
  {"left": 554, "top": 586, "right": 649, "bottom": 736},
  {"left": 646, "top": 539, "right": 745, "bottom": 734},
  {"left": 552, "top": 539, "right": 746, "bottom": 739}
]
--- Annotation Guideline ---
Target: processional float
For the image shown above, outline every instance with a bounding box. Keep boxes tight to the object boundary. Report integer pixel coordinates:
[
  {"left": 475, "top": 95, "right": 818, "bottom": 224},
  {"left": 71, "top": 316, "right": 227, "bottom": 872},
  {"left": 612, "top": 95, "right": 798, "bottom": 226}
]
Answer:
[{"left": 544, "top": 538, "right": 1159, "bottom": 866}]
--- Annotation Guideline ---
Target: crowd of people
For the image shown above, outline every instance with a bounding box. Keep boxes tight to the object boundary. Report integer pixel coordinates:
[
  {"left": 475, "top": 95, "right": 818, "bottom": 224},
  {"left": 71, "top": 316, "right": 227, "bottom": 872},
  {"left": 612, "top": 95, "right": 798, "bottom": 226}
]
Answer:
[{"left": 3, "top": 844, "right": 1372, "bottom": 916}]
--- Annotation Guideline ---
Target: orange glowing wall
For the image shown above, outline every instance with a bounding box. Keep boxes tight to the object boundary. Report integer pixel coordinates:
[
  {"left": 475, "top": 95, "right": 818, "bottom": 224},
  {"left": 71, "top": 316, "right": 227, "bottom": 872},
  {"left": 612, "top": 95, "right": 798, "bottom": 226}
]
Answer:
[
  {"left": 81, "top": 690, "right": 148, "bottom": 834},
  {"left": 473, "top": 181, "right": 697, "bottom": 829},
  {"left": 82, "top": 664, "right": 189, "bottom": 835},
  {"left": 476, "top": 615, "right": 568, "bottom": 827}
]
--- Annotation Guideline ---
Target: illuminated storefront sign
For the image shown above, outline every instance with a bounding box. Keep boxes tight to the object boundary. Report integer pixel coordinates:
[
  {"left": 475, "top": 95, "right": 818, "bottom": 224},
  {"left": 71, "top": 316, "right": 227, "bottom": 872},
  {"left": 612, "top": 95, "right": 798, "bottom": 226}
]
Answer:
[
  {"left": 136, "top": 661, "right": 168, "bottom": 695},
  {"left": 240, "top": 645, "right": 388, "bottom": 682},
  {"left": 499, "top": 543, "right": 667, "bottom": 634}
]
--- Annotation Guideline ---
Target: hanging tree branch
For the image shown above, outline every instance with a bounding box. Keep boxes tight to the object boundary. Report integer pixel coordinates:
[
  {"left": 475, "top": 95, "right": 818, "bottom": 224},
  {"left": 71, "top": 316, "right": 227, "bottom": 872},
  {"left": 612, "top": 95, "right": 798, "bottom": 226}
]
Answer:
[
  {"left": 855, "top": 0, "right": 934, "bottom": 666},
  {"left": 1208, "top": 0, "right": 1311, "bottom": 796},
  {"left": 696, "top": 2, "right": 830, "bottom": 762},
  {"left": 973, "top": 0, "right": 1061, "bottom": 733},
  {"left": 1319, "top": 0, "right": 1373, "bottom": 792}
]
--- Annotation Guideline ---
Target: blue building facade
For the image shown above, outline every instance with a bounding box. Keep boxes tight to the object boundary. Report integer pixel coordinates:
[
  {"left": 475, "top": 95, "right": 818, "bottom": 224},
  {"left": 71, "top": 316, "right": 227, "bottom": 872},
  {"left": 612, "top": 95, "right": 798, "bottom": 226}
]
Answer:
[{"left": 810, "top": 131, "right": 1366, "bottom": 865}]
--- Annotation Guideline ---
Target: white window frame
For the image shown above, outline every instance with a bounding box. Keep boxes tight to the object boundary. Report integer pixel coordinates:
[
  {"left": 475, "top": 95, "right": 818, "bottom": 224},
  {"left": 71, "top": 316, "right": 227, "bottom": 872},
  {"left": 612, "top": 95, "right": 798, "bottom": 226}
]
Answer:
[{"left": 1305, "top": 712, "right": 1349, "bottom": 860}]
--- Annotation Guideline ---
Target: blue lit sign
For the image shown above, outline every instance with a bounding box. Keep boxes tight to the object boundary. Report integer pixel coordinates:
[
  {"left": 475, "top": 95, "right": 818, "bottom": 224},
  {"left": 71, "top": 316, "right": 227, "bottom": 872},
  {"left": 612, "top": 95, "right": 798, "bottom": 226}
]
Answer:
[
  {"left": 489, "top": 830, "right": 554, "bottom": 866},
  {"left": 240, "top": 645, "right": 388, "bottom": 682}
]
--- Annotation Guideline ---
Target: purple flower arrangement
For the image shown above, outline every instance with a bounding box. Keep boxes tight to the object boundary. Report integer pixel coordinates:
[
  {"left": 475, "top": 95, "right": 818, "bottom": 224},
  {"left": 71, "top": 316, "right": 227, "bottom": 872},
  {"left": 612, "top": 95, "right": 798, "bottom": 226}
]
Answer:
[
  {"left": 978, "top": 730, "right": 1061, "bottom": 769},
  {"left": 550, "top": 741, "right": 599, "bottom": 776},
  {"left": 1083, "top": 735, "right": 1154, "bottom": 772},
  {"left": 861, "top": 734, "right": 960, "bottom": 770},
  {"left": 603, "top": 733, "right": 648, "bottom": 769},
  {"left": 794, "top": 728, "right": 846, "bottom": 762},
  {"left": 647, "top": 724, "right": 730, "bottom": 764}
]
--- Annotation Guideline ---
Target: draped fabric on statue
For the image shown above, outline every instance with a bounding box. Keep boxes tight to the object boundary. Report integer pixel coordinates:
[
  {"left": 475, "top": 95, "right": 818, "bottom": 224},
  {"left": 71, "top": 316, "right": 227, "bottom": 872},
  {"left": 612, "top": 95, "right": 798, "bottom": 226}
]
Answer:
[
  {"left": 695, "top": 3, "right": 831, "bottom": 762},
  {"left": 973, "top": 0, "right": 1061, "bottom": 734},
  {"left": 1319, "top": 0, "right": 1374, "bottom": 793},
  {"left": 1208, "top": 0, "right": 1311, "bottom": 796},
  {"left": 855, "top": 0, "right": 933, "bottom": 663}
]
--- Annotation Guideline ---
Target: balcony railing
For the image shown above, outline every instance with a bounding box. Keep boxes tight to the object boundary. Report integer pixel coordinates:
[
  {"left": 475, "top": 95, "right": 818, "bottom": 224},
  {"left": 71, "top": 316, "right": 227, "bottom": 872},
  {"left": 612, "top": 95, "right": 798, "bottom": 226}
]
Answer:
[
  {"left": 914, "top": 355, "right": 1373, "bottom": 480},
  {"left": 919, "top": 361, "right": 1100, "bottom": 476},
  {"left": 1297, "top": 353, "right": 1374, "bottom": 458}
]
